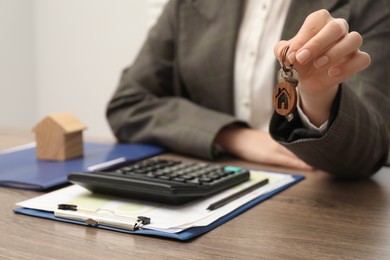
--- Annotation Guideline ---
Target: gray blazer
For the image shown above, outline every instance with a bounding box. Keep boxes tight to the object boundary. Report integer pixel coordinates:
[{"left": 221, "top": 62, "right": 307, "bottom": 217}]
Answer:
[{"left": 107, "top": 0, "right": 390, "bottom": 178}]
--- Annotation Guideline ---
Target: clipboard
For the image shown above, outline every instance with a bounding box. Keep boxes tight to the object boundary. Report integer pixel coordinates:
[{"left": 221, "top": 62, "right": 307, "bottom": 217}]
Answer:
[
  {"left": 14, "top": 174, "right": 304, "bottom": 241},
  {"left": 0, "top": 142, "right": 164, "bottom": 190}
]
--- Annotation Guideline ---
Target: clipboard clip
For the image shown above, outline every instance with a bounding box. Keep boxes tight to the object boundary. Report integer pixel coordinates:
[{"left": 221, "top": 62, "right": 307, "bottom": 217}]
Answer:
[{"left": 54, "top": 204, "right": 151, "bottom": 231}]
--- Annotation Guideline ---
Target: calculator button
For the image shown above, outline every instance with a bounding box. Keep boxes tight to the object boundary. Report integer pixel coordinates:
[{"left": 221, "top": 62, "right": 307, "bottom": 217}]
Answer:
[
  {"left": 199, "top": 177, "right": 212, "bottom": 183},
  {"left": 146, "top": 172, "right": 156, "bottom": 178},
  {"left": 158, "top": 175, "right": 171, "bottom": 180},
  {"left": 172, "top": 177, "right": 186, "bottom": 182},
  {"left": 181, "top": 175, "right": 194, "bottom": 180},
  {"left": 153, "top": 170, "right": 165, "bottom": 176},
  {"left": 187, "top": 179, "right": 200, "bottom": 185}
]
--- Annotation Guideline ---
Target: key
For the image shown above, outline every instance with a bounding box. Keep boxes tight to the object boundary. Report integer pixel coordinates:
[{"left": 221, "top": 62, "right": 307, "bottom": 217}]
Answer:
[{"left": 273, "top": 46, "right": 299, "bottom": 122}]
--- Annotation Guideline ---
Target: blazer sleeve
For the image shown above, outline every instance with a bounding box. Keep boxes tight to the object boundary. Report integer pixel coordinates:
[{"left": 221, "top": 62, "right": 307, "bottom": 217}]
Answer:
[
  {"left": 270, "top": 1, "right": 390, "bottom": 178},
  {"left": 106, "top": 0, "right": 243, "bottom": 159}
]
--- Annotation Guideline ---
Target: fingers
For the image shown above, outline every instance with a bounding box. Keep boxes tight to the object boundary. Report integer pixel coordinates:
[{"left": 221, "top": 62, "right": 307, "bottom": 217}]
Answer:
[
  {"left": 283, "top": 9, "right": 352, "bottom": 67},
  {"left": 219, "top": 128, "right": 314, "bottom": 171},
  {"left": 328, "top": 50, "right": 371, "bottom": 79},
  {"left": 310, "top": 30, "right": 369, "bottom": 79},
  {"left": 263, "top": 144, "right": 313, "bottom": 170},
  {"left": 260, "top": 141, "right": 314, "bottom": 170},
  {"left": 287, "top": 9, "right": 333, "bottom": 64},
  {"left": 267, "top": 149, "right": 313, "bottom": 170},
  {"left": 291, "top": 19, "right": 349, "bottom": 65},
  {"left": 274, "top": 40, "right": 290, "bottom": 60},
  {"left": 274, "top": 9, "right": 370, "bottom": 85},
  {"left": 294, "top": 19, "right": 349, "bottom": 65},
  {"left": 313, "top": 31, "right": 362, "bottom": 69}
]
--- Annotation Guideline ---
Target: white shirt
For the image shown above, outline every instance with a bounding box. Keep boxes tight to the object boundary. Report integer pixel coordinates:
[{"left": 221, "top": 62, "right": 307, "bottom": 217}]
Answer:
[{"left": 234, "top": 0, "right": 327, "bottom": 132}]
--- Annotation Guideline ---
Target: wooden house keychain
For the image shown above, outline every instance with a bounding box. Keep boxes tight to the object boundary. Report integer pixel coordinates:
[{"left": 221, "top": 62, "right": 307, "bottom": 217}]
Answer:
[{"left": 273, "top": 46, "right": 299, "bottom": 122}]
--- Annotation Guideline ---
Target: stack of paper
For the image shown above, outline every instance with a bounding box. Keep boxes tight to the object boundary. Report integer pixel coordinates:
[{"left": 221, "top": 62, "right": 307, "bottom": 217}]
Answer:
[{"left": 16, "top": 170, "right": 296, "bottom": 234}]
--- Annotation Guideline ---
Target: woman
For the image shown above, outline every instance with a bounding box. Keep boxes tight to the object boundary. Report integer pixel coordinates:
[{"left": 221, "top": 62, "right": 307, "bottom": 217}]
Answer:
[{"left": 107, "top": 0, "right": 390, "bottom": 178}]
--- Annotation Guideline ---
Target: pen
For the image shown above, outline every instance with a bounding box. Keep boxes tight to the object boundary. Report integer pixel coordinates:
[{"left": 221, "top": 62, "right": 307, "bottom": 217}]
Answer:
[{"left": 206, "top": 178, "right": 269, "bottom": 211}]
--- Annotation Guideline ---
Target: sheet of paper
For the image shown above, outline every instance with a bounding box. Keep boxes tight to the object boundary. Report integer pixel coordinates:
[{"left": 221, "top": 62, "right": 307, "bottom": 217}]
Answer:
[{"left": 16, "top": 171, "right": 295, "bottom": 233}]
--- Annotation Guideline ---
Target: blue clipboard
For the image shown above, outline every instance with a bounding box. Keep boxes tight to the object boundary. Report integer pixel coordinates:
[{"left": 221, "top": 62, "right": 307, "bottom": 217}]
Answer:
[
  {"left": 14, "top": 174, "right": 304, "bottom": 241},
  {"left": 0, "top": 142, "right": 164, "bottom": 190}
]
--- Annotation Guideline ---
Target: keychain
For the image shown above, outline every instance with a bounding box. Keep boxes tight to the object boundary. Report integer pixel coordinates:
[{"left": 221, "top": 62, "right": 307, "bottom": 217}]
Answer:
[{"left": 273, "top": 46, "right": 299, "bottom": 122}]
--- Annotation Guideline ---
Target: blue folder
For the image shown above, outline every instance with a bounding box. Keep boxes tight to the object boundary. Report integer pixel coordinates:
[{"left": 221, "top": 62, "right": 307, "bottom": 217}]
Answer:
[
  {"left": 14, "top": 174, "right": 304, "bottom": 241},
  {"left": 0, "top": 142, "right": 164, "bottom": 190}
]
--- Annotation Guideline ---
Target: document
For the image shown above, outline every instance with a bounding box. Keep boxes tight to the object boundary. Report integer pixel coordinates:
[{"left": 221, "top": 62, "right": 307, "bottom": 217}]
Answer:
[
  {"left": 16, "top": 170, "right": 296, "bottom": 234},
  {"left": 0, "top": 142, "right": 164, "bottom": 190}
]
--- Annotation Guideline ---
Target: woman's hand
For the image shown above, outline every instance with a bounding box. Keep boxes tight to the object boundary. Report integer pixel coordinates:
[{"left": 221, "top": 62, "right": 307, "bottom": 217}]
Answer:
[
  {"left": 274, "top": 9, "right": 371, "bottom": 126},
  {"left": 215, "top": 127, "right": 313, "bottom": 170}
]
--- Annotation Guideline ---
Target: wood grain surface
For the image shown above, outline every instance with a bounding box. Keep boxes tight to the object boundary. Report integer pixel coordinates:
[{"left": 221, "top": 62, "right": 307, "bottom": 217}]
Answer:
[{"left": 1, "top": 128, "right": 389, "bottom": 259}]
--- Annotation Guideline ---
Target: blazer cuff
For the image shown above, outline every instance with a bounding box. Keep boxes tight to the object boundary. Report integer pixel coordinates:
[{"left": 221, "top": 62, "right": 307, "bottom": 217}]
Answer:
[{"left": 269, "top": 85, "right": 341, "bottom": 143}]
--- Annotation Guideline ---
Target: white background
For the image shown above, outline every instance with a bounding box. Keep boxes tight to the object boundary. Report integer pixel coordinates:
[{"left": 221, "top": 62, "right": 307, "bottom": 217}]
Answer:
[{"left": 0, "top": 0, "right": 168, "bottom": 138}]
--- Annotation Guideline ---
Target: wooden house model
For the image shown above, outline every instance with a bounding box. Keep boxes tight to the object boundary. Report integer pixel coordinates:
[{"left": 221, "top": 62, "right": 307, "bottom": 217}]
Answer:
[{"left": 32, "top": 113, "right": 86, "bottom": 161}]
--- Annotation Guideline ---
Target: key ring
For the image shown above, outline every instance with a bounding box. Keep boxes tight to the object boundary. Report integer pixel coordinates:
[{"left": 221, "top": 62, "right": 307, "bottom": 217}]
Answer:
[
  {"left": 273, "top": 45, "right": 299, "bottom": 121},
  {"left": 280, "top": 46, "right": 293, "bottom": 79}
]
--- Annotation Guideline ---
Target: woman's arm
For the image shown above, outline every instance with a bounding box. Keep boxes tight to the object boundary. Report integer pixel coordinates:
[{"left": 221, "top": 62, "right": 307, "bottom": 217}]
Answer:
[{"left": 271, "top": 4, "right": 390, "bottom": 178}]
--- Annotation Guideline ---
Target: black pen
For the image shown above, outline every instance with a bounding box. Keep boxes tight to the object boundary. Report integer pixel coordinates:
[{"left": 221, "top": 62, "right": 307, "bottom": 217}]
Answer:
[{"left": 207, "top": 178, "right": 269, "bottom": 211}]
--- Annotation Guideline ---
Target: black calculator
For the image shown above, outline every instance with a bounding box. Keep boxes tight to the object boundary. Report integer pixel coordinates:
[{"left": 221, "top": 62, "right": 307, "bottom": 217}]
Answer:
[{"left": 68, "top": 158, "right": 250, "bottom": 205}]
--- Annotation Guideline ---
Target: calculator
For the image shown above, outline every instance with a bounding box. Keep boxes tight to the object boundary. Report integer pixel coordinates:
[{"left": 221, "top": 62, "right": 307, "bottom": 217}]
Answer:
[{"left": 68, "top": 158, "right": 250, "bottom": 205}]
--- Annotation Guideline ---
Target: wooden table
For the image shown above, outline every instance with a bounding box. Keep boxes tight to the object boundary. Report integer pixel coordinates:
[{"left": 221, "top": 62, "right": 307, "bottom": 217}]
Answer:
[{"left": 1, "top": 128, "right": 390, "bottom": 259}]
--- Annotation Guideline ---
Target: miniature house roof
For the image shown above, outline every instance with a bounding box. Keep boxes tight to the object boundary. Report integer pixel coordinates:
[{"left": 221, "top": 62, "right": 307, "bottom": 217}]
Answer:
[{"left": 33, "top": 113, "right": 86, "bottom": 134}]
